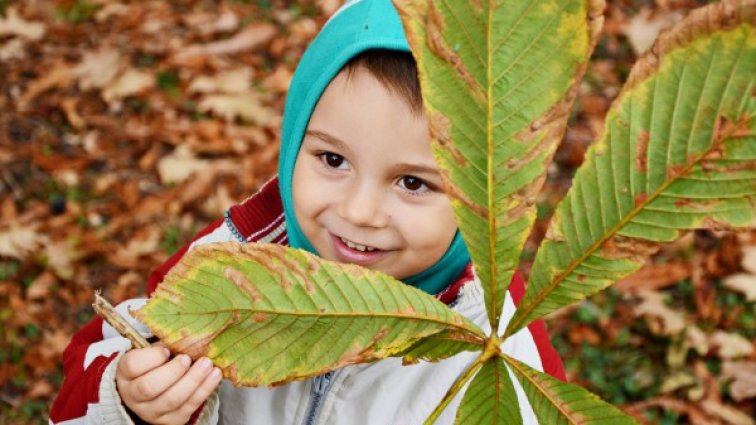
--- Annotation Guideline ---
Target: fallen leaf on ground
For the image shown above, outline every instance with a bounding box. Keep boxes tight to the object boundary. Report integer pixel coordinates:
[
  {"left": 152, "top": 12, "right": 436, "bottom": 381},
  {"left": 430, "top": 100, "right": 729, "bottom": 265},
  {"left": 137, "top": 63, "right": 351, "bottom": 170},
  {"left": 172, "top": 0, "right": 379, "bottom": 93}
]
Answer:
[
  {"left": 0, "top": 225, "right": 46, "bottom": 260},
  {"left": 721, "top": 361, "right": 756, "bottom": 402},
  {"left": 102, "top": 68, "right": 154, "bottom": 102},
  {"left": 188, "top": 68, "right": 252, "bottom": 94},
  {"left": 173, "top": 23, "right": 277, "bottom": 60},
  {"left": 710, "top": 331, "right": 754, "bottom": 359},
  {"left": 75, "top": 48, "right": 123, "bottom": 90},
  {"left": 741, "top": 246, "right": 756, "bottom": 274},
  {"left": 615, "top": 261, "right": 691, "bottom": 292},
  {"left": 622, "top": 7, "right": 683, "bottom": 55},
  {"left": 632, "top": 290, "right": 686, "bottom": 336},
  {"left": 722, "top": 273, "right": 756, "bottom": 301},
  {"left": 198, "top": 92, "right": 273, "bottom": 125},
  {"left": 701, "top": 400, "right": 754, "bottom": 425},
  {"left": 0, "top": 7, "right": 45, "bottom": 40},
  {"left": 26, "top": 271, "right": 57, "bottom": 300}
]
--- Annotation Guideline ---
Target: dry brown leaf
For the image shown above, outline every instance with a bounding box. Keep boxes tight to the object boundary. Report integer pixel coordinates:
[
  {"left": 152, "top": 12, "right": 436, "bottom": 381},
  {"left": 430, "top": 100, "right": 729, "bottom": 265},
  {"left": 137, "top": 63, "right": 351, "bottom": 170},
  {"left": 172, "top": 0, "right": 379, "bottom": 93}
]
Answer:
[
  {"left": 0, "top": 7, "right": 45, "bottom": 40},
  {"left": 0, "top": 225, "right": 46, "bottom": 260},
  {"left": 188, "top": 68, "right": 252, "bottom": 94},
  {"left": 721, "top": 361, "right": 756, "bottom": 402},
  {"left": 17, "top": 64, "right": 74, "bottom": 110},
  {"left": 102, "top": 68, "right": 154, "bottom": 102},
  {"left": 26, "top": 271, "right": 57, "bottom": 300},
  {"left": 701, "top": 400, "right": 754, "bottom": 425},
  {"left": 157, "top": 146, "right": 212, "bottom": 184},
  {"left": 741, "top": 246, "right": 756, "bottom": 274},
  {"left": 633, "top": 289, "right": 686, "bottom": 336},
  {"left": 622, "top": 7, "right": 683, "bottom": 55},
  {"left": 710, "top": 331, "right": 754, "bottom": 359},
  {"left": 197, "top": 92, "right": 273, "bottom": 125},
  {"left": 45, "top": 240, "right": 79, "bottom": 280},
  {"left": 94, "top": 3, "right": 129, "bottom": 22},
  {"left": 25, "top": 380, "right": 54, "bottom": 399},
  {"left": 615, "top": 261, "right": 691, "bottom": 292},
  {"left": 685, "top": 325, "right": 709, "bottom": 355},
  {"left": 183, "top": 11, "right": 239, "bottom": 35},
  {"left": 660, "top": 371, "right": 697, "bottom": 394},
  {"left": 75, "top": 48, "right": 123, "bottom": 90},
  {"left": 157, "top": 146, "right": 237, "bottom": 184},
  {"left": 174, "top": 23, "right": 277, "bottom": 61},
  {"left": 0, "top": 38, "right": 26, "bottom": 61},
  {"left": 723, "top": 273, "right": 756, "bottom": 301},
  {"left": 263, "top": 66, "right": 293, "bottom": 93}
]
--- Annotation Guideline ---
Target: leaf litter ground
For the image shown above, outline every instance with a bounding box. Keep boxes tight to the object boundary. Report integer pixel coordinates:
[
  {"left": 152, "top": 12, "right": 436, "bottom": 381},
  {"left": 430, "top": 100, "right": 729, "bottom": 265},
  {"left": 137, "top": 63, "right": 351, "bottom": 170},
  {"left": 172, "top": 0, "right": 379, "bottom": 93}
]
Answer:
[{"left": 0, "top": 0, "right": 753, "bottom": 423}]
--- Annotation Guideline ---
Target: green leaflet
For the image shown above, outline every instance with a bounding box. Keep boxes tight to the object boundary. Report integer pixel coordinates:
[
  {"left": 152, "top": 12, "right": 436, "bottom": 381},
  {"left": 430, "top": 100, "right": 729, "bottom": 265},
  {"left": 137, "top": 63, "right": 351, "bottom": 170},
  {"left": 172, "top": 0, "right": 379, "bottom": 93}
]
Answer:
[
  {"left": 399, "top": 330, "right": 483, "bottom": 365},
  {"left": 506, "top": 0, "right": 756, "bottom": 337},
  {"left": 394, "top": 0, "right": 603, "bottom": 331},
  {"left": 502, "top": 355, "right": 638, "bottom": 424},
  {"left": 136, "top": 243, "right": 485, "bottom": 386},
  {"left": 454, "top": 357, "right": 522, "bottom": 425}
]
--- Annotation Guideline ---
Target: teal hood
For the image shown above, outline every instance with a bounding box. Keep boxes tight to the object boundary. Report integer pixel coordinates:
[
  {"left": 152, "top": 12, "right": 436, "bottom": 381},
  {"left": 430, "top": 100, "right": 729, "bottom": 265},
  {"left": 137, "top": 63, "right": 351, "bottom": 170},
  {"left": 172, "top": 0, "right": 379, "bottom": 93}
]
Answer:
[{"left": 277, "top": 0, "right": 470, "bottom": 295}]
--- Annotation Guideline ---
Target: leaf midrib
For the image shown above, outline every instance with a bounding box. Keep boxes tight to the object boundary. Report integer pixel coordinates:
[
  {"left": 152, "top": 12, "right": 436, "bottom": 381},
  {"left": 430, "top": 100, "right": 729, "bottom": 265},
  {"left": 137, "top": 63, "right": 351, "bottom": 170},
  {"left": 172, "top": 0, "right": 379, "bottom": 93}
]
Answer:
[
  {"left": 147, "top": 307, "right": 487, "bottom": 339},
  {"left": 501, "top": 354, "right": 578, "bottom": 422}
]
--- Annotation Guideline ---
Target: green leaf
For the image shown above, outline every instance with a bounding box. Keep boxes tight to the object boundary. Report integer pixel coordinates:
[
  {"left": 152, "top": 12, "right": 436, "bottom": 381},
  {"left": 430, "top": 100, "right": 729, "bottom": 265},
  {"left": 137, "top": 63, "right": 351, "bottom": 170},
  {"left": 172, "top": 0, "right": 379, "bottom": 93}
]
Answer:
[
  {"left": 136, "top": 242, "right": 486, "bottom": 386},
  {"left": 399, "top": 330, "right": 483, "bottom": 365},
  {"left": 502, "top": 355, "right": 638, "bottom": 425},
  {"left": 394, "top": 0, "right": 604, "bottom": 331},
  {"left": 506, "top": 0, "right": 756, "bottom": 337},
  {"left": 454, "top": 357, "right": 522, "bottom": 425}
]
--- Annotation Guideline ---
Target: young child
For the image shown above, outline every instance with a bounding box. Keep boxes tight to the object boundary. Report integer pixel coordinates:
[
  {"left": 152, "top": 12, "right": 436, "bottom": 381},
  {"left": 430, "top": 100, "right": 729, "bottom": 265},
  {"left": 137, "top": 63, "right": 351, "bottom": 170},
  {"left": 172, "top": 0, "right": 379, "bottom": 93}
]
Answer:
[{"left": 50, "top": 0, "right": 565, "bottom": 423}]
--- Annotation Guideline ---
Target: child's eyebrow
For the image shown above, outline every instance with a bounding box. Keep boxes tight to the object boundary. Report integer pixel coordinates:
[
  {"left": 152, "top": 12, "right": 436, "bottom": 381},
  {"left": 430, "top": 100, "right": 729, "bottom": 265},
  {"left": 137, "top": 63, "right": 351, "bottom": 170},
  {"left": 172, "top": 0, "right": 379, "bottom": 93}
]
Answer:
[
  {"left": 392, "top": 163, "right": 442, "bottom": 177},
  {"left": 305, "top": 130, "right": 350, "bottom": 152}
]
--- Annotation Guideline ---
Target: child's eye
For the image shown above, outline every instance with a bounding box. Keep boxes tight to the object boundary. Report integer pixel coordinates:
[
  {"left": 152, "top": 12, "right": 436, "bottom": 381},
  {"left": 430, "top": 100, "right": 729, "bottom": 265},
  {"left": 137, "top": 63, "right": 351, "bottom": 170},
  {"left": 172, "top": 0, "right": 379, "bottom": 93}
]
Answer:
[
  {"left": 318, "top": 152, "right": 348, "bottom": 170},
  {"left": 398, "top": 176, "right": 430, "bottom": 194}
]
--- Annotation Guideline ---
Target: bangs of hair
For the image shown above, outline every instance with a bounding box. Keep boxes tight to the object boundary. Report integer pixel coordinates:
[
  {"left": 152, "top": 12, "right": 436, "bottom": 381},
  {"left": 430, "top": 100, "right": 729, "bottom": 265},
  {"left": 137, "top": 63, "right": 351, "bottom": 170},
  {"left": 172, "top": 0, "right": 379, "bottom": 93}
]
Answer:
[{"left": 343, "top": 49, "right": 423, "bottom": 116}]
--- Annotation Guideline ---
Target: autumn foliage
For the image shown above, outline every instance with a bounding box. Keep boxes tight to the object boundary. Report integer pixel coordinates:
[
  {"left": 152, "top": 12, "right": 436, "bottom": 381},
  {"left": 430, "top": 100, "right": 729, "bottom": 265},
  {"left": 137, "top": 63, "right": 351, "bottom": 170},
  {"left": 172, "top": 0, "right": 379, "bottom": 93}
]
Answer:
[{"left": 0, "top": 1, "right": 754, "bottom": 424}]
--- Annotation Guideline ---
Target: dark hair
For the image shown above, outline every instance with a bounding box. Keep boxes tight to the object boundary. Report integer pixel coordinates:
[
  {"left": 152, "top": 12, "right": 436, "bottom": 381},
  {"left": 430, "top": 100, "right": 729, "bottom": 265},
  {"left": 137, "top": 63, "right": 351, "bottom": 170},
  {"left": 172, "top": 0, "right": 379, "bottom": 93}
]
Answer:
[{"left": 343, "top": 49, "right": 423, "bottom": 115}]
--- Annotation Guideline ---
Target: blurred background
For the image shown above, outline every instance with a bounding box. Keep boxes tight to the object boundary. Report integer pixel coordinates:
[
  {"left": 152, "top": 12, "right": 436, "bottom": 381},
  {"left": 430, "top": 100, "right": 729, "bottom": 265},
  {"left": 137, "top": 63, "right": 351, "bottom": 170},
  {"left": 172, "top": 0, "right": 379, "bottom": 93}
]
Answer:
[{"left": 0, "top": 0, "right": 753, "bottom": 423}]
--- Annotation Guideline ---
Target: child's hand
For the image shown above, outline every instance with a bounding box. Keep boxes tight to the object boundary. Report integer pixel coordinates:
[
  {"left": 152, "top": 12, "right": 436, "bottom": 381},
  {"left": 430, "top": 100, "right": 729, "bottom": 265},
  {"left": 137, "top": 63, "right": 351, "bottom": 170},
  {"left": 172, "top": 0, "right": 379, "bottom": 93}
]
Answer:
[{"left": 116, "top": 345, "right": 222, "bottom": 425}]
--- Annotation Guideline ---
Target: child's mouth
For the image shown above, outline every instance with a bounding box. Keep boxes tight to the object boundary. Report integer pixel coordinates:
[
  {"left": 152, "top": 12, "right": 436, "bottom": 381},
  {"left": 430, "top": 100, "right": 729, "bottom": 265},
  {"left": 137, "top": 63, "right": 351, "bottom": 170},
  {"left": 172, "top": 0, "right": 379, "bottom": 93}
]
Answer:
[{"left": 330, "top": 233, "right": 388, "bottom": 266}]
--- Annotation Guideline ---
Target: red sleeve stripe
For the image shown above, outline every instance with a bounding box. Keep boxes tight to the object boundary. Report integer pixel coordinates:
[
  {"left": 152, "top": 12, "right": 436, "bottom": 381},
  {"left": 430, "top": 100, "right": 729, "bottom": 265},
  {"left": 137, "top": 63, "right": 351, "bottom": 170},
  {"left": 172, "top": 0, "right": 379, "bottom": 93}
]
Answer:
[{"left": 508, "top": 271, "right": 566, "bottom": 381}]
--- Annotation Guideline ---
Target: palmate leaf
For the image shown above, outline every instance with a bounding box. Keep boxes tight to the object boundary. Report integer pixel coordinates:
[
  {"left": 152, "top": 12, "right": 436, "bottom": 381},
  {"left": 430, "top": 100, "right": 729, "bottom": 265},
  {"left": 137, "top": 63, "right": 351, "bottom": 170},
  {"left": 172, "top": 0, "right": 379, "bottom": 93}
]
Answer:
[
  {"left": 393, "top": 0, "right": 604, "bottom": 331},
  {"left": 502, "top": 355, "right": 637, "bottom": 424},
  {"left": 506, "top": 0, "right": 756, "bottom": 337},
  {"left": 136, "top": 243, "right": 486, "bottom": 386},
  {"left": 454, "top": 357, "right": 522, "bottom": 425}
]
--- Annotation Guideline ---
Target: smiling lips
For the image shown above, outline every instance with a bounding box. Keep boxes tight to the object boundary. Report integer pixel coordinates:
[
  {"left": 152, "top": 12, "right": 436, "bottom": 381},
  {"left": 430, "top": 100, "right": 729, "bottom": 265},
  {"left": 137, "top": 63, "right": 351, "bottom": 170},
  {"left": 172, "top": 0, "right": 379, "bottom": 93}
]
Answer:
[{"left": 330, "top": 233, "right": 389, "bottom": 265}]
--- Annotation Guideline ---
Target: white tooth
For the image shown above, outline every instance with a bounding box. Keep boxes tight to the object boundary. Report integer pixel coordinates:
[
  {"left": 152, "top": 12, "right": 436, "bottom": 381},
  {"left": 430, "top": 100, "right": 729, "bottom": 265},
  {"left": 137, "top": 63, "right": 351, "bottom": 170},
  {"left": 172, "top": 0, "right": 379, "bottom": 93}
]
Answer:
[{"left": 339, "top": 236, "right": 378, "bottom": 252}]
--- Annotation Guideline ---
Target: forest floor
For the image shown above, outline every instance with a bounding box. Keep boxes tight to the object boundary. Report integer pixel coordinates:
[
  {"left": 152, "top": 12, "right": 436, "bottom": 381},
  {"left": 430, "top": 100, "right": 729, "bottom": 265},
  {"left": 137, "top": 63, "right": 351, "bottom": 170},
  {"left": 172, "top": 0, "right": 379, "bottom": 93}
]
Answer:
[{"left": 0, "top": 0, "right": 754, "bottom": 424}]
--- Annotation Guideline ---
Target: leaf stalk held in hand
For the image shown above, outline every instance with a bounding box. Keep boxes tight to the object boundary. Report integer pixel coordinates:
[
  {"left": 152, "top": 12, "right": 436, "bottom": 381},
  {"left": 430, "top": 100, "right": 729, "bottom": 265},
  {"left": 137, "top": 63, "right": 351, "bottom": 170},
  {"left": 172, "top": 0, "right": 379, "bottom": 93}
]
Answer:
[{"left": 93, "top": 291, "right": 150, "bottom": 349}]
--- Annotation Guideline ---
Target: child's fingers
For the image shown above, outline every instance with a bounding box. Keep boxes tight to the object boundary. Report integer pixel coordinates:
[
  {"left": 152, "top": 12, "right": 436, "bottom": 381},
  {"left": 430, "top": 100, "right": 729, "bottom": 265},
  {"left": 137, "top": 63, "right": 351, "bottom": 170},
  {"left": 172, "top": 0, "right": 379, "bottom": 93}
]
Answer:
[
  {"left": 149, "top": 357, "right": 216, "bottom": 413},
  {"left": 117, "top": 346, "right": 171, "bottom": 380},
  {"left": 129, "top": 354, "right": 193, "bottom": 402},
  {"left": 155, "top": 366, "right": 223, "bottom": 424}
]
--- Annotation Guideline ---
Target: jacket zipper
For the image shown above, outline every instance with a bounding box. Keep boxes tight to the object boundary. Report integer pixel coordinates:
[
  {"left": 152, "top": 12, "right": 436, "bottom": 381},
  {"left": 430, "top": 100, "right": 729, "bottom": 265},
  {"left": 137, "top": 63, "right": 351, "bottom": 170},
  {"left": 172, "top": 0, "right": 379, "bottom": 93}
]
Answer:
[{"left": 302, "top": 371, "right": 337, "bottom": 425}]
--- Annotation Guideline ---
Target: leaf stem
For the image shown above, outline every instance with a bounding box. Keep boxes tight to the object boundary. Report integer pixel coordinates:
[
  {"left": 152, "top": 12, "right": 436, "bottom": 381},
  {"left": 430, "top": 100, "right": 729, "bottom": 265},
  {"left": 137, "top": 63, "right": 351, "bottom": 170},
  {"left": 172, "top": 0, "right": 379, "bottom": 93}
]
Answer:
[
  {"left": 423, "top": 352, "right": 487, "bottom": 425},
  {"left": 93, "top": 291, "right": 150, "bottom": 349}
]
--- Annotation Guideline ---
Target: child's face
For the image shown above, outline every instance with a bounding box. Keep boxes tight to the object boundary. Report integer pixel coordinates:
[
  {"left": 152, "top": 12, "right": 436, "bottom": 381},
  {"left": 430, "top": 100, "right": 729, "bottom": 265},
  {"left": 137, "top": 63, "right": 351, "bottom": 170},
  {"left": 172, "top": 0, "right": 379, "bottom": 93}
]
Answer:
[{"left": 292, "top": 67, "right": 458, "bottom": 280}]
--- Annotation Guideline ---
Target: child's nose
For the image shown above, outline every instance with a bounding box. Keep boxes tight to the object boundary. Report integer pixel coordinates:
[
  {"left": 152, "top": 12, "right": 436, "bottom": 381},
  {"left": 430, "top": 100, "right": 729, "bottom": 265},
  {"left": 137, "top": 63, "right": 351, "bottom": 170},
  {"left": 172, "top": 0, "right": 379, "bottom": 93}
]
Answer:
[{"left": 337, "top": 181, "right": 390, "bottom": 228}]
